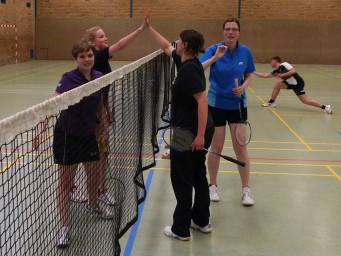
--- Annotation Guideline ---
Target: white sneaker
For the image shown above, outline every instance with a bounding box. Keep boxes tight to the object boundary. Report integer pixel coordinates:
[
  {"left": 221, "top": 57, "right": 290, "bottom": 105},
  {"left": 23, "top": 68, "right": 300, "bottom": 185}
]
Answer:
[
  {"left": 324, "top": 105, "right": 332, "bottom": 114},
  {"left": 242, "top": 187, "right": 254, "bottom": 206},
  {"left": 87, "top": 204, "right": 114, "bottom": 220},
  {"left": 98, "top": 192, "right": 115, "bottom": 206},
  {"left": 56, "top": 226, "right": 69, "bottom": 248},
  {"left": 190, "top": 221, "right": 212, "bottom": 233},
  {"left": 164, "top": 226, "right": 190, "bottom": 241},
  {"left": 209, "top": 185, "right": 219, "bottom": 202},
  {"left": 70, "top": 187, "right": 87, "bottom": 203},
  {"left": 262, "top": 102, "right": 276, "bottom": 108}
]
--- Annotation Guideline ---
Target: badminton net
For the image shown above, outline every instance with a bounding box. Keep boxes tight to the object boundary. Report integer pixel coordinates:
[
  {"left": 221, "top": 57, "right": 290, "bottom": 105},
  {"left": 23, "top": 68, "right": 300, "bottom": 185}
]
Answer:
[{"left": 0, "top": 49, "right": 174, "bottom": 256}]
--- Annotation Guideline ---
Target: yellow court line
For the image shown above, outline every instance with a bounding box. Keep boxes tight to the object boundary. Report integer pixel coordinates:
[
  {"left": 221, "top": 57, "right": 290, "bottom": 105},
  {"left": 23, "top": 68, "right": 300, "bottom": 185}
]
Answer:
[
  {"left": 247, "top": 86, "right": 255, "bottom": 93},
  {"left": 306, "top": 66, "right": 341, "bottom": 79},
  {"left": 152, "top": 167, "right": 334, "bottom": 178},
  {"left": 156, "top": 158, "right": 341, "bottom": 168},
  {"left": 246, "top": 147, "right": 341, "bottom": 153},
  {"left": 256, "top": 95, "right": 313, "bottom": 151},
  {"left": 326, "top": 166, "right": 341, "bottom": 182}
]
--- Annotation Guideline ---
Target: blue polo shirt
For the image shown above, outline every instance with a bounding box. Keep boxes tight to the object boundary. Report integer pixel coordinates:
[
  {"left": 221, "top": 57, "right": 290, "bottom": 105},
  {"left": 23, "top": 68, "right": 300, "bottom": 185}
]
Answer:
[
  {"left": 55, "top": 68, "right": 102, "bottom": 136},
  {"left": 199, "top": 42, "right": 255, "bottom": 110}
]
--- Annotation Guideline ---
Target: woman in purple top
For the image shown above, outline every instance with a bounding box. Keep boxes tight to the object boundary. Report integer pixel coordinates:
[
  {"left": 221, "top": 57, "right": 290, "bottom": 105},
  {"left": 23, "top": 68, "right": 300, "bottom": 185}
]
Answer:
[{"left": 34, "top": 40, "right": 113, "bottom": 249}]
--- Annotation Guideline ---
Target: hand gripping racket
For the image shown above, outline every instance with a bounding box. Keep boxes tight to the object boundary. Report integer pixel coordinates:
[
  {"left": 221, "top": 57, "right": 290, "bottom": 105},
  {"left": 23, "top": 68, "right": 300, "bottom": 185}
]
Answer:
[{"left": 162, "top": 126, "right": 245, "bottom": 167}]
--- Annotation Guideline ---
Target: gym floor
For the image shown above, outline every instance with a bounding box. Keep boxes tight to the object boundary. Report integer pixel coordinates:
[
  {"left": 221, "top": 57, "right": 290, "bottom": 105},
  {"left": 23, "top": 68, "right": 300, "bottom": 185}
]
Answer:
[{"left": 0, "top": 60, "right": 340, "bottom": 256}]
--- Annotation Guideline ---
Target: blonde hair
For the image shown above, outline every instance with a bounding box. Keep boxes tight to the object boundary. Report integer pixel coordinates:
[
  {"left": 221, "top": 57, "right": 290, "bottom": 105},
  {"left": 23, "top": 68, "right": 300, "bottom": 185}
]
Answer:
[{"left": 83, "top": 26, "right": 102, "bottom": 43}]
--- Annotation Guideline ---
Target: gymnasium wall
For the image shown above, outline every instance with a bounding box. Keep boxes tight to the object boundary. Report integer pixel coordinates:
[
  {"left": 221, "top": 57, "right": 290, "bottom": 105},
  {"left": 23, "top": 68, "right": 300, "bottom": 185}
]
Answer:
[
  {"left": 0, "top": 0, "right": 35, "bottom": 66},
  {"left": 1, "top": 1, "right": 340, "bottom": 65}
]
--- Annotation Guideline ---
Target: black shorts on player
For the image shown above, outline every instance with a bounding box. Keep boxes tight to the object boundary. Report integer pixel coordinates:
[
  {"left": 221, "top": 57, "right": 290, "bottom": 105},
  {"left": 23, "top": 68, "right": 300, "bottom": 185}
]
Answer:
[
  {"left": 285, "top": 80, "right": 306, "bottom": 96},
  {"left": 209, "top": 105, "right": 248, "bottom": 127},
  {"left": 53, "top": 130, "right": 100, "bottom": 165}
]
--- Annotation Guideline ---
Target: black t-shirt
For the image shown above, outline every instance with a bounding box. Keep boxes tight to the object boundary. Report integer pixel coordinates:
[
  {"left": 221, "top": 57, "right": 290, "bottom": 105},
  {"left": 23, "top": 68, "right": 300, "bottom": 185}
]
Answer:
[
  {"left": 94, "top": 47, "right": 112, "bottom": 104},
  {"left": 94, "top": 47, "right": 112, "bottom": 75},
  {"left": 171, "top": 50, "right": 213, "bottom": 137},
  {"left": 271, "top": 62, "right": 304, "bottom": 85}
]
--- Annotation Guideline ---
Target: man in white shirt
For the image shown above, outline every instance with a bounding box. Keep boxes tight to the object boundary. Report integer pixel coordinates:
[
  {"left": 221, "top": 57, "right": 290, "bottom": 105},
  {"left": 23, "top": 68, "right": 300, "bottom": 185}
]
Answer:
[{"left": 253, "top": 56, "right": 332, "bottom": 114}]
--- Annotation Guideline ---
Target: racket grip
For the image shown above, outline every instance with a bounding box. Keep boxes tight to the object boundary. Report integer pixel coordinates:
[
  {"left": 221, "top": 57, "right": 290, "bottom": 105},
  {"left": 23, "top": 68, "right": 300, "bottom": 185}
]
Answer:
[
  {"left": 222, "top": 155, "right": 246, "bottom": 167},
  {"left": 234, "top": 78, "right": 239, "bottom": 87}
]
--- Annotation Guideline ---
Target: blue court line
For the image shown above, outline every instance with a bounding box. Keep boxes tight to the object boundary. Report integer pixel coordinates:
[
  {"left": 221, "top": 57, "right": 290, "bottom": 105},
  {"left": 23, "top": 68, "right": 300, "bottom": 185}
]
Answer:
[
  {"left": 123, "top": 125, "right": 168, "bottom": 255},
  {"left": 122, "top": 169, "right": 154, "bottom": 256}
]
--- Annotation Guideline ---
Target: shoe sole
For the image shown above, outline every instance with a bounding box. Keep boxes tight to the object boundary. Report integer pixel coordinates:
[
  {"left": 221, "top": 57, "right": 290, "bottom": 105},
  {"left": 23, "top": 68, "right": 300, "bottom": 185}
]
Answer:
[
  {"left": 191, "top": 226, "right": 212, "bottom": 234},
  {"left": 242, "top": 202, "right": 254, "bottom": 207},
  {"left": 210, "top": 198, "right": 219, "bottom": 202},
  {"left": 164, "top": 232, "right": 190, "bottom": 241}
]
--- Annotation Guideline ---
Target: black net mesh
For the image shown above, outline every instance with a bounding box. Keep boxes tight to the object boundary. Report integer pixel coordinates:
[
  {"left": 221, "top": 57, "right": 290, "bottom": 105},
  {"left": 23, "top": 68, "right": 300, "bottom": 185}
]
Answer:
[{"left": 0, "top": 50, "right": 174, "bottom": 256}]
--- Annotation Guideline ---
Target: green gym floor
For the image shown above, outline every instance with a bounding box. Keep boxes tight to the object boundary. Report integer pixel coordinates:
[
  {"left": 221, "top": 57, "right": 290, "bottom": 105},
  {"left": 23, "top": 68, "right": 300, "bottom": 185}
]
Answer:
[{"left": 0, "top": 60, "right": 340, "bottom": 256}]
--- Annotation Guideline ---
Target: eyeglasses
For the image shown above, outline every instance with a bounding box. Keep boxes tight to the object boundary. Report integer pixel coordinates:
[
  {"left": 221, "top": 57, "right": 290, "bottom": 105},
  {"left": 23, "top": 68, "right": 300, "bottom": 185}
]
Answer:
[{"left": 223, "top": 28, "right": 239, "bottom": 32}]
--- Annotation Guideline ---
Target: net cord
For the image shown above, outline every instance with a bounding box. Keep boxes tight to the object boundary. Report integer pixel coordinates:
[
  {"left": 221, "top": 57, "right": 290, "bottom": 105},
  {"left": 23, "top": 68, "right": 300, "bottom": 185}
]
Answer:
[{"left": 0, "top": 49, "right": 163, "bottom": 145}]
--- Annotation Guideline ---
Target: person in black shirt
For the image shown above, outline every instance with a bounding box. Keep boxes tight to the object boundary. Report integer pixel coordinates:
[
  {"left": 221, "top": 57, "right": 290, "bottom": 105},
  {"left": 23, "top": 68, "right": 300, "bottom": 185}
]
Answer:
[
  {"left": 254, "top": 56, "right": 332, "bottom": 114},
  {"left": 146, "top": 14, "right": 214, "bottom": 240}
]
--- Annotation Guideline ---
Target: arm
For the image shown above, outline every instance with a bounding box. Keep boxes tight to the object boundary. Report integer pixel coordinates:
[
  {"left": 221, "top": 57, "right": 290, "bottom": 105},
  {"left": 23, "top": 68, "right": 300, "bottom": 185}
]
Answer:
[
  {"left": 108, "top": 18, "right": 146, "bottom": 55},
  {"left": 192, "top": 91, "right": 208, "bottom": 151},
  {"left": 274, "top": 68, "right": 297, "bottom": 78},
  {"left": 233, "top": 73, "right": 252, "bottom": 96},
  {"left": 253, "top": 71, "right": 274, "bottom": 78},
  {"left": 201, "top": 45, "right": 228, "bottom": 70},
  {"left": 145, "top": 11, "right": 174, "bottom": 56},
  {"left": 33, "top": 92, "right": 60, "bottom": 149}
]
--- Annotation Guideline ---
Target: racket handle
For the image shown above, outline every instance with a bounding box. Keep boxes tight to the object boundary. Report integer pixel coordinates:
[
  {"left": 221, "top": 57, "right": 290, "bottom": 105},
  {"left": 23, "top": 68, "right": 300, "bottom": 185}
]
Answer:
[
  {"left": 234, "top": 78, "right": 239, "bottom": 87},
  {"left": 205, "top": 149, "right": 246, "bottom": 167},
  {"left": 221, "top": 155, "right": 246, "bottom": 167}
]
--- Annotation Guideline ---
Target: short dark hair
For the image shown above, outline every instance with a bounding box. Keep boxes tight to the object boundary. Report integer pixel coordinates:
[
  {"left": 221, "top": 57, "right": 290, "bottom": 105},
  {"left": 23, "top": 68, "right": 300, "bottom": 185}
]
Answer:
[
  {"left": 71, "top": 39, "right": 96, "bottom": 59},
  {"left": 271, "top": 56, "right": 282, "bottom": 63},
  {"left": 179, "top": 29, "right": 205, "bottom": 56},
  {"left": 223, "top": 18, "right": 241, "bottom": 32}
]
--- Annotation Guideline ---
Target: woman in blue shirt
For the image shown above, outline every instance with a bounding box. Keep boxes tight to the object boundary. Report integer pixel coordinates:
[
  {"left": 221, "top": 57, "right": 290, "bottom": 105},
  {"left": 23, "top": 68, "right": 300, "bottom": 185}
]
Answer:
[{"left": 200, "top": 18, "right": 255, "bottom": 206}]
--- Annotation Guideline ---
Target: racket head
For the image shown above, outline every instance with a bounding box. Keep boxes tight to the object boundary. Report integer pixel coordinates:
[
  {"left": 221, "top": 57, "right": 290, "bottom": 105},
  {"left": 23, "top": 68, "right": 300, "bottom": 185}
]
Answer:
[
  {"left": 234, "top": 120, "right": 251, "bottom": 147},
  {"left": 162, "top": 126, "right": 194, "bottom": 152}
]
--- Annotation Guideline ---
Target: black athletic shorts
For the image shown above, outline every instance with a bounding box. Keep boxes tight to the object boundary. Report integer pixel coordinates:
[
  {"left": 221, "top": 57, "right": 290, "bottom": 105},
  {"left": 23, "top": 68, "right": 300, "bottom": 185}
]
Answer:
[
  {"left": 209, "top": 105, "right": 248, "bottom": 127},
  {"left": 285, "top": 80, "right": 305, "bottom": 96},
  {"left": 53, "top": 131, "right": 100, "bottom": 165}
]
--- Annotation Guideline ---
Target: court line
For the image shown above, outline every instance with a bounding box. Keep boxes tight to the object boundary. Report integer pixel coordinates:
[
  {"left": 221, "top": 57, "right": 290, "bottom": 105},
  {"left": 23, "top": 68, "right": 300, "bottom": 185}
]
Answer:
[
  {"left": 256, "top": 95, "right": 313, "bottom": 151},
  {"left": 122, "top": 130, "right": 167, "bottom": 255},
  {"left": 249, "top": 156, "right": 341, "bottom": 163},
  {"left": 326, "top": 166, "right": 341, "bottom": 182},
  {"left": 152, "top": 167, "right": 335, "bottom": 178},
  {"left": 123, "top": 169, "right": 154, "bottom": 256},
  {"left": 306, "top": 66, "right": 341, "bottom": 79},
  {"left": 156, "top": 158, "right": 341, "bottom": 168}
]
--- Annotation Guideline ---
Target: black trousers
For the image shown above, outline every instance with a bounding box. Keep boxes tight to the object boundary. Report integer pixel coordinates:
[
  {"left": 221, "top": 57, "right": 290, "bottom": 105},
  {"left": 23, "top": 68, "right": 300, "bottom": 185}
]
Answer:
[{"left": 170, "top": 149, "right": 210, "bottom": 237}]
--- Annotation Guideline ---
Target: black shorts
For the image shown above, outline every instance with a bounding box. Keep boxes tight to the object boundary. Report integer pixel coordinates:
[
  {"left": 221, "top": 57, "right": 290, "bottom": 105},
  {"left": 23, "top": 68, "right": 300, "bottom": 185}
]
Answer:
[
  {"left": 285, "top": 81, "right": 305, "bottom": 96},
  {"left": 209, "top": 106, "right": 248, "bottom": 127},
  {"left": 53, "top": 131, "right": 100, "bottom": 165}
]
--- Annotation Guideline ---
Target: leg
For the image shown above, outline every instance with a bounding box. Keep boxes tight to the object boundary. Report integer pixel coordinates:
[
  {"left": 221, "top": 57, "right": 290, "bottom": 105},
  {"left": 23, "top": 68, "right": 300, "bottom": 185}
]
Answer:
[
  {"left": 270, "top": 82, "right": 288, "bottom": 102},
  {"left": 84, "top": 161, "right": 100, "bottom": 207},
  {"left": 97, "top": 107, "right": 109, "bottom": 193},
  {"left": 228, "top": 124, "right": 250, "bottom": 188},
  {"left": 228, "top": 123, "right": 254, "bottom": 206},
  {"left": 57, "top": 164, "right": 78, "bottom": 228},
  {"left": 191, "top": 150, "right": 210, "bottom": 227},
  {"left": 297, "top": 94, "right": 323, "bottom": 108},
  {"left": 207, "top": 126, "right": 226, "bottom": 185},
  {"left": 170, "top": 150, "right": 194, "bottom": 238}
]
